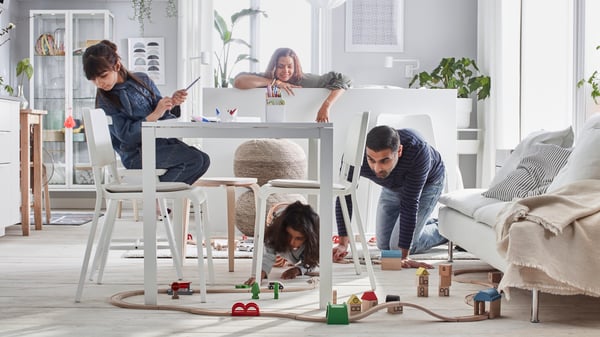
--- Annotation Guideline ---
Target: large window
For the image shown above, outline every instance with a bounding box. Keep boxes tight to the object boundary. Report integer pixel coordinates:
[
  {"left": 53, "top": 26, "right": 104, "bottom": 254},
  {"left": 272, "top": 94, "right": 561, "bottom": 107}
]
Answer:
[{"left": 213, "top": 0, "right": 312, "bottom": 78}]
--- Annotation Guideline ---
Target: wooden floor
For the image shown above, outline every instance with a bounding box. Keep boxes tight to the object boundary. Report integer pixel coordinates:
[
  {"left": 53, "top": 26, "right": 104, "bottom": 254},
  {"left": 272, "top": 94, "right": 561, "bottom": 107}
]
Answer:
[{"left": 1, "top": 212, "right": 599, "bottom": 337}]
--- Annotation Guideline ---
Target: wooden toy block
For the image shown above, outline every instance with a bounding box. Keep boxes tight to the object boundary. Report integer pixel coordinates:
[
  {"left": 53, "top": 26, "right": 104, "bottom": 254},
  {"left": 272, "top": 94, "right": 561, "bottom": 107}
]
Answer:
[
  {"left": 438, "top": 286, "right": 450, "bottom": 296},
  {"left": 473, "top": 288, "right": 502, "bottom": 319},
  {"left": 361, "top": 291, "right": 378, "bottom": 312},
  {"left": 347, "top": 294, "right": 362, "bottom": 316},
  {"left": 417, "top": 275, "right": 429, "bottom": 285},
  {"left": 488, "top": 271, "right": 503, "bottom": 284},
  {"left": 326, "top": 303, "right": 349, "bottom": 324},
  {"left": 381, "top": 250, "right": 403, "bottom": 270},
  {"left": 385, "top": 294, "right": 403, "bottom": 314},
  {"left": 439, "top": 275, "right": 452, "bottom": 287},
  {"left": 417, "top": 285, "right": 428, "bottom": 297},
  {"left": 438, "top": 263, "right": 453, "bottom": 276},
  {"left": 381, "top": 258, "right": 403, "bottom": 270}
]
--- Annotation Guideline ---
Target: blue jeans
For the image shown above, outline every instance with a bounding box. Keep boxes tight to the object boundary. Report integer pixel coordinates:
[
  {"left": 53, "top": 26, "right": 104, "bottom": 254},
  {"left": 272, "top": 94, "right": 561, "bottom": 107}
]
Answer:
[
  {"left": 123, "top": 138, "right": 210, "bottom": 185},
  {"left": 375, "top": 175, "right": 447, "bottom": 255}
]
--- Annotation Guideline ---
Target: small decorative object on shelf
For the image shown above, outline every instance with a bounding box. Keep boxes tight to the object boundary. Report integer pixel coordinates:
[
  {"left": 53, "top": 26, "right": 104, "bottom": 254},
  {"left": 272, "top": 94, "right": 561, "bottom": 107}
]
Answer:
[
  {"left": 16, "top": 85, "right": 28, "bottom": 109},
  {"left": 15, "top": 58, "right": 33, "bottom": 109}
]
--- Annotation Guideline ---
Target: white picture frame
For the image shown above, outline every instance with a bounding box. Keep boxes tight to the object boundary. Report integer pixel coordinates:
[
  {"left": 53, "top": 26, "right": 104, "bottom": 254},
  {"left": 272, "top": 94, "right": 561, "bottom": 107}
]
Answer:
[
  {"left": 345, "top": 0, "right": 404, "bottom": 53},
  {"left": 127, "top": 37, "right": 165, "bottom": 85}
]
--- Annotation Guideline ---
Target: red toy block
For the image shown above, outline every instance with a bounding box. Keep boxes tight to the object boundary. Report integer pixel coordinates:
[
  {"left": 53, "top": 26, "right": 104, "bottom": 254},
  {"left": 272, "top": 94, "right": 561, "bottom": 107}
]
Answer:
[{"left": 231, "top": 302, "right": 260, "bottom": 316}]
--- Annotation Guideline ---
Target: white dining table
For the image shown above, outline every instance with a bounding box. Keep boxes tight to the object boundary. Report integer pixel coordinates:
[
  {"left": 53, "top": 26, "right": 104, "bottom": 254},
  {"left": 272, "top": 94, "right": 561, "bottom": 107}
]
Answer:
[{"left": 141, "top": 121, "right": 334, "bottom": 309}]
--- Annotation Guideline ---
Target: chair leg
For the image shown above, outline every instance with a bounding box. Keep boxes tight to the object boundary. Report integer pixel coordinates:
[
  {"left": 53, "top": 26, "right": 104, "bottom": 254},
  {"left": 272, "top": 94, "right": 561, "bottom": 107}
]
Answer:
[
  {"left": 133, "top": 199, "right": 139, "bottom": 222},
  {"left": 74, "top": 194, "right": 104, "bottom": 302},
  {"left": 95, "top": 200, "right": 120, "bottom": 284},
  {"left": 253, "top": 193, "right": 270, "bottom": 283},
  {"left": 226, "top": 185, "right": 236, "bottom": 272},
  {"left": 200, "top": 201, "right": 215, "bottom": 284},
  {"left": 89, "top": 200, "right": 115, "bottom": 282},
  {"left": 42, "top": 165, "right": 51, "bottom": 224},
  {"left": 116, "top": 200, "right": 123, "bottom": 219},
  {"left": 194, "top": 200, "right": 207, "bottom": 303},
  {"left": 339, "top": 197, "right": 362, "bottom": 276},
  {"left": 160, "top": 198, "right": 184, "bottom": 280},
  {"left": 350, "top": 192, "right": 376, "bottom": 290}
]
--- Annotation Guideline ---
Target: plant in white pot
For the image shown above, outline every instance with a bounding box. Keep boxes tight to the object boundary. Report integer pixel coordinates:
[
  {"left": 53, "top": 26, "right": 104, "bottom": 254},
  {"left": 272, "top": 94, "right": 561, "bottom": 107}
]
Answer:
[
  {"left": 409, "top": 57, "right": 491, "bottom": 128},
  {"left": 577, "top": 45, "right": 600, "bottom": 105}
]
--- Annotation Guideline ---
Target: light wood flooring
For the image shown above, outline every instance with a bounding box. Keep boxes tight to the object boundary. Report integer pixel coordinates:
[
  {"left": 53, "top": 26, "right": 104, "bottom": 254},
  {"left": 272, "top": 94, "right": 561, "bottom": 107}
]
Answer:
[{"left": 1, "top": 212, "right": 599, "bottom": 337}]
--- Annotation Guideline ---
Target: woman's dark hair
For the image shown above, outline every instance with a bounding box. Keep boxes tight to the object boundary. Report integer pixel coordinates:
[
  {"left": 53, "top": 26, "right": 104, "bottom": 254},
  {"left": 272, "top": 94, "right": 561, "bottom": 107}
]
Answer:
[
  {"left": 265, "top": 47, "right": 304, "bottom": 84},
  {"left": 265, "top": 201, "right": 319, "bottom": 269},
  {"left": 82, "top": 40, "right": 154, "bottom": 109},
  {"left": 366, "top": 125, "right": 400, "bottom": 152}
]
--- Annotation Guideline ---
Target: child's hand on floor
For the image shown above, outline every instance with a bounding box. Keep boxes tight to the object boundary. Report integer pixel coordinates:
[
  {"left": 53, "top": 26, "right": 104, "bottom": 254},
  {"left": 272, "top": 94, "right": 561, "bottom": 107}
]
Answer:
[
  {"left": 280, "top": 267, "right": 301, "bottom": 280},
  {"left": 244, "top": 271, "right": 267, "bottom": 285}
]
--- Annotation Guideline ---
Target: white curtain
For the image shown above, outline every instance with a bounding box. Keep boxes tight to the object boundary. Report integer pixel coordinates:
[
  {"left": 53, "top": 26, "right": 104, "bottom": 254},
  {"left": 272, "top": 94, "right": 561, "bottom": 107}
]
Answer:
[{"left": 477, "top": 0, "right": 521, "bottom": 187}]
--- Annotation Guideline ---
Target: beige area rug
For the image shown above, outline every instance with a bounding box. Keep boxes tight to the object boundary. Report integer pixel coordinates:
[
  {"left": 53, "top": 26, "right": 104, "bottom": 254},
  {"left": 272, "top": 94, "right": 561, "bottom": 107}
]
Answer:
[{"left": 122, "top": 240, "right": 476, "bottom": 261}]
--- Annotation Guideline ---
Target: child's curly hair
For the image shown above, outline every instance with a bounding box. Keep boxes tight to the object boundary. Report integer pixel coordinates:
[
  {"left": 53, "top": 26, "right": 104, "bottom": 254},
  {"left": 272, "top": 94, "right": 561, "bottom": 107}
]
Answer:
[{"left": 265, "top": 201, "right": 320, "bottom": 269}]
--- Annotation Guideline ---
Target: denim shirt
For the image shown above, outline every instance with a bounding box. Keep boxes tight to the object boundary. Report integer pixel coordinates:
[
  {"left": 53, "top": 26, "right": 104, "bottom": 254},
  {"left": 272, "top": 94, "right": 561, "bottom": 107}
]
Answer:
[{"left": 97, "top": 72, "right": 177, "bottom": 164}]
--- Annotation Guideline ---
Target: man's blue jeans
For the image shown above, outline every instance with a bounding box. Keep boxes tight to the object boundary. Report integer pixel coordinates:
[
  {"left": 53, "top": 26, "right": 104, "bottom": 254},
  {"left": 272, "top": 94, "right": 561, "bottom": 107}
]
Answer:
[{"left": 375, "top": 175, "right": 447, "bottom": 255}]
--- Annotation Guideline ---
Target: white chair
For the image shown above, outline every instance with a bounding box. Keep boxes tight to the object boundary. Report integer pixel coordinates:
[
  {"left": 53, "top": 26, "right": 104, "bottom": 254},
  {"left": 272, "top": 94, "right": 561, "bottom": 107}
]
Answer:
[
  {"left": 75, "top": 108, "right": 210, "bottom": 303},
  {"left": 252, "top": 111, "right": 376, "bottom": 290},
  {"left": 376, "top": 113, "right": 463, "bottom": 192}
]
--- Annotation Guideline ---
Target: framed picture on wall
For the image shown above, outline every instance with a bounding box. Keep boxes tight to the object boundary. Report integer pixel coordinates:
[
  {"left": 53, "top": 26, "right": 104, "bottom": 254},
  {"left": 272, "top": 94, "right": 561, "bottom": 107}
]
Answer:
[
  {"left": 345, "top": 0, "right": 404, "bottom": 53},
  {"left": 127, "top": 37, "right": 165, "bottom": 85}
]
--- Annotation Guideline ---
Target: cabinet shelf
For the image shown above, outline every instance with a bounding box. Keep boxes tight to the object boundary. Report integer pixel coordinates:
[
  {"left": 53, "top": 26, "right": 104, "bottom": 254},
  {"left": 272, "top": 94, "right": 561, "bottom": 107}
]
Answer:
[{"left": 31, "top": 9, "right": 114, "bottom": 190}]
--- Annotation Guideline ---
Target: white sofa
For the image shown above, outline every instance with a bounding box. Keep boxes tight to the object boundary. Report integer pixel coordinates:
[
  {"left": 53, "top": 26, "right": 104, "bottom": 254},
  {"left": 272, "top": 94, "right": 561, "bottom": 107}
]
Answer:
[{"left": 438, "top": 114, "right": 600, "bottom": 322}]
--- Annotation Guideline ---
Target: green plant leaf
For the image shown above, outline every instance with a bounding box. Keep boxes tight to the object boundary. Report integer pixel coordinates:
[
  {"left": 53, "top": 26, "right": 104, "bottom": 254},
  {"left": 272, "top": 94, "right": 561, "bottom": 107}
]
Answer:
[
  {"left": 231, "top": 9, "right": 267, "bottom": 25},
  {"left": 408, "top": 56, "right": 490, "bottom": 101}
]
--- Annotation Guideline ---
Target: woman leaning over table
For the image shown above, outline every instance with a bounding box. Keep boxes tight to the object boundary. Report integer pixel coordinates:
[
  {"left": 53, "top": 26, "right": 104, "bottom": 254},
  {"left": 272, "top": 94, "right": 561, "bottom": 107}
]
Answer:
[{"left": 233, "top": 47, "right": 352, "bottom": 123}]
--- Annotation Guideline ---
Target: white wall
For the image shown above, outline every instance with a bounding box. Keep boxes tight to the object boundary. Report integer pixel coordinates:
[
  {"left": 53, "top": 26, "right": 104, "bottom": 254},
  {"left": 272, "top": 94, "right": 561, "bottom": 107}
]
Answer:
[{"left": 330, "top": 0, "right": 478, "bottom": 88}]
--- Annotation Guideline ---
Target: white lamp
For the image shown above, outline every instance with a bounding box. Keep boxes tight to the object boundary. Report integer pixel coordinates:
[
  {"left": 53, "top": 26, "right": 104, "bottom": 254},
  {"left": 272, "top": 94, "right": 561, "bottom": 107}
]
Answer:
[{"left": 384, "top": 56, "right": 420, "bottom": 78}]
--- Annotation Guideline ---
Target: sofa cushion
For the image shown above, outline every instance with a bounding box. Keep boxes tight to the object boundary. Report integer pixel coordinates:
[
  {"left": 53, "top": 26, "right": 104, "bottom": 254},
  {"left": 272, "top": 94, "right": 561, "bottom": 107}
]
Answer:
[
  {"left": 482, "top": 143, "right": 572, "bottom": 201},
  {"left": 439, "top": 188, "right": 498, "bottom": 218},
  {"left": 547, "top": 114, "right": 600, "bottom": 192},
  {"left": 489, "top": 126, "right": 574, "bottom": 188},
  {"left": 473, "top": 202, "right": 510, "bottom": 227}
]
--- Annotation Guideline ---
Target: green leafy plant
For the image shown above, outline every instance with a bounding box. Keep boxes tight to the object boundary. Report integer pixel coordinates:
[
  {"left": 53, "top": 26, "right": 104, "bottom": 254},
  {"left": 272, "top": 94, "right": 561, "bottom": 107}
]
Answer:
[
  {"left": 409, "top": 57, "right": 491, "bottom": 101},
  {"left": 131, "top": 0, "right": 177, "bottom": 34},
  {"left": 577, "top": 45, "right": 600, "bottom": 104},
  {"left": 213, "top": 9, "right": 267, "bottom": 88},
  {"left": 16, "top": 57, "right": 33, "bottom": 87}
]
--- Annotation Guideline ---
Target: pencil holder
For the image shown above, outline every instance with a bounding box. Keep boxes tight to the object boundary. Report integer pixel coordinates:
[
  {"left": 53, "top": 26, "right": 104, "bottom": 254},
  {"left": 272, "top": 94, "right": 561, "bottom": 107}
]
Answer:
[{"left": 265, "top": 97, "right": 286, "bottom": 122}]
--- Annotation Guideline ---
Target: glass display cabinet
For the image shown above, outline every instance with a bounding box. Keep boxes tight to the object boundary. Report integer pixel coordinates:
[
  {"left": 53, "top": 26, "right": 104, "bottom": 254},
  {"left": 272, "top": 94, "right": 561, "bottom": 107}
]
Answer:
[{"left": 29, "top": 10, "right": 114, "bottom": 190}]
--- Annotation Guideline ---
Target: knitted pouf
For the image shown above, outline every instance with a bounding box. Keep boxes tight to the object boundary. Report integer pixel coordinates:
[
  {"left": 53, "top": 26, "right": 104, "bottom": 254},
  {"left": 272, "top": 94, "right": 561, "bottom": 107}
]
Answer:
[
  {"left": 233, "top": 138, "right": 307, "bottom": 236},
  {"left": 234, "top": 191, "right": 306, "bottom": 236}
]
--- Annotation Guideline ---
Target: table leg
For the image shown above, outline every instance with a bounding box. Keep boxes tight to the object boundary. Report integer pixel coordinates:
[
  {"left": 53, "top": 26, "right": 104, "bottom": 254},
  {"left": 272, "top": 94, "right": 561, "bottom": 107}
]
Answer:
[
  {"left": 20, "top": 117, "right": 30, "bottom": 236},
  {"left": 32, "top": 123, "right": 43, "bottom": 230}
]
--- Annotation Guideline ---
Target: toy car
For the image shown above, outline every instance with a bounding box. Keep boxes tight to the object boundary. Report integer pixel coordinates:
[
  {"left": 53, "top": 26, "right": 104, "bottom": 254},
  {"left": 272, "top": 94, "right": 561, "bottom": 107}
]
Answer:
[
  {"left": 268, "top": 281, "right": 285, "bottom": 290},
  {"left": 238, "top": 238, "right": 254, "bottom": 252}
]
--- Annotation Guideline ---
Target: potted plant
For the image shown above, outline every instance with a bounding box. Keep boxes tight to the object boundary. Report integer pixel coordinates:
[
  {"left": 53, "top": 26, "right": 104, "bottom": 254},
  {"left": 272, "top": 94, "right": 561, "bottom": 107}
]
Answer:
[
  {"left": 130, "top": 0, "right": 177, "bottom": 34},
  {"left": 15, "top": 57, "right": 33, "bottom": 109},
  {"left": 409, "top": 57, "right": 491, "bottom": 128},
  {"left": 213, "top": 8, "right": 267, "bottom": 88},
  {"left": 577, "top": 45, "right": 600, "bottom": 104}
]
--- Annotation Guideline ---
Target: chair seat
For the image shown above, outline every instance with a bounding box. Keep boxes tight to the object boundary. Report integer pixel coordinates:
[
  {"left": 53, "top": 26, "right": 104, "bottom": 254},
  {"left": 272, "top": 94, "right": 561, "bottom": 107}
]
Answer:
[
  {"left": 195, "top": 177, "right": 258, "bottom": 187},
  {"left": 105, "top": 181, "right": 190, "bottom": 193},
  {"left": 269, "top": 179, "right": 346, "bottom": 190}
]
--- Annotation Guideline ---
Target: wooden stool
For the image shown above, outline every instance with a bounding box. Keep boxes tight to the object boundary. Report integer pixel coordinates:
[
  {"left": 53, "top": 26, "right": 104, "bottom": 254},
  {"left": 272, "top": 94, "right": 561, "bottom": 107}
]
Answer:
[{"left": 194, "top": 177, "right": 259, "bottom": 272}]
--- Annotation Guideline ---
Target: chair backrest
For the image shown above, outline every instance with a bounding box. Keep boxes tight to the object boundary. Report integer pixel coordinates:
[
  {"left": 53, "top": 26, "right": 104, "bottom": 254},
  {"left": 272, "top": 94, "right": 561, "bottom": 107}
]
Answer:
[
  {"left": 340, "top": 111, "right": 371, "bottom": 186},
  {"left": 376, "top": 113, "right": 437, "bottom": 147},
  {"left": 82, "top": 108, "right": 120, "bottom": 186}
]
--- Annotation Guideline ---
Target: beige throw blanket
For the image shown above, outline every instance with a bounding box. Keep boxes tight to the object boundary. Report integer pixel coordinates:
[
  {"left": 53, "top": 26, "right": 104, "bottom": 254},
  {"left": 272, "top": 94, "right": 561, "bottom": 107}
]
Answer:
[{"left": 496, "top": 179, "right": 600, "bottom": 299}]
